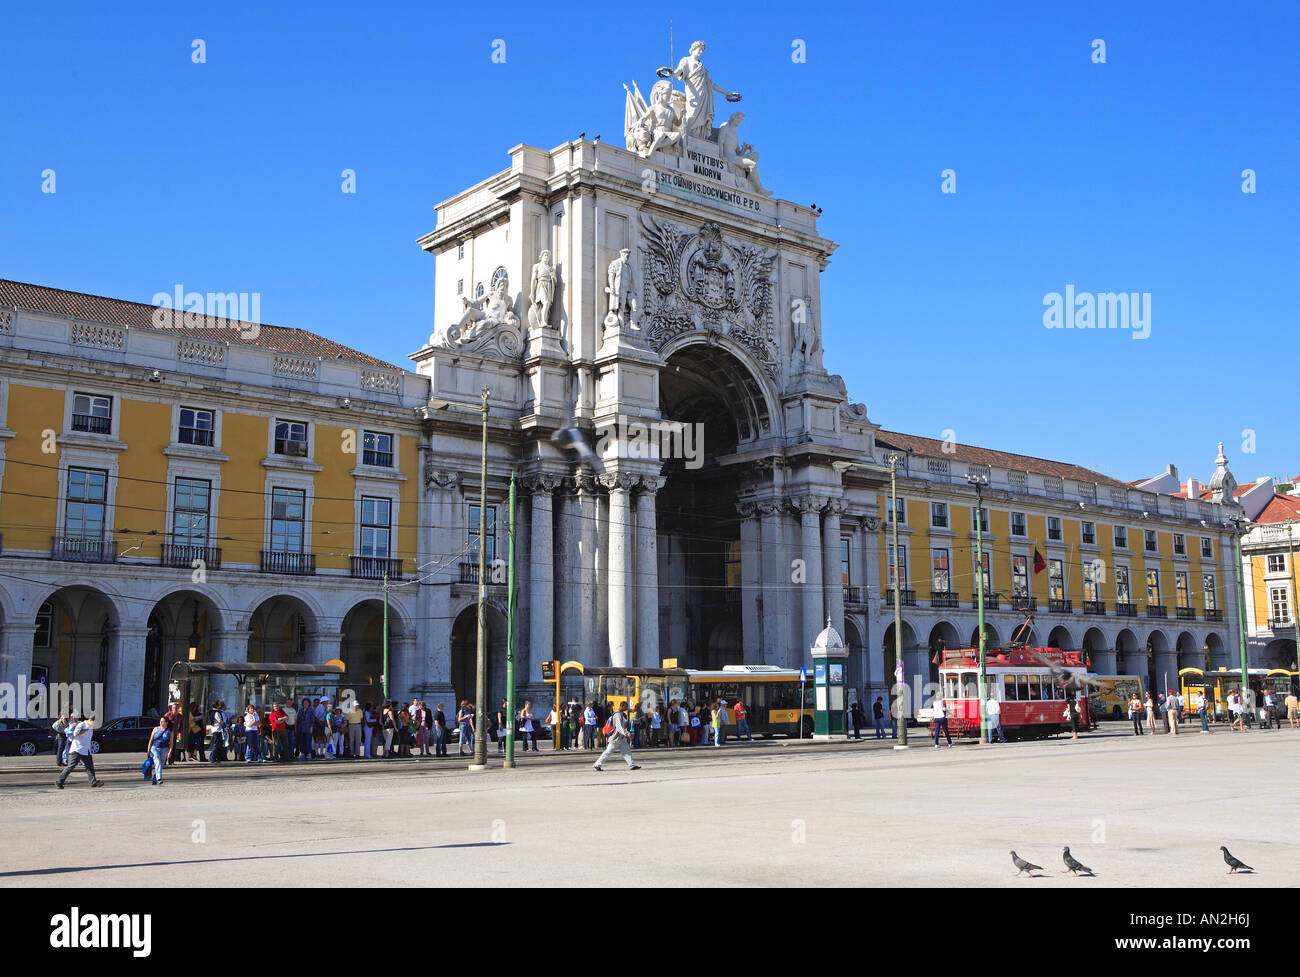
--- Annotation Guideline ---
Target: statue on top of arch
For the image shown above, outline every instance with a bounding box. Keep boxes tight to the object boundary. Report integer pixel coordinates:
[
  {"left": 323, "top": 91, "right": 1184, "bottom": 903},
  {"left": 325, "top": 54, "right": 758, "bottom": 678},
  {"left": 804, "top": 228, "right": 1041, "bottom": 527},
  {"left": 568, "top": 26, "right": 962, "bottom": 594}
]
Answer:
[{"left": 622, "top": 40, "right": 771, "bottom": 197}]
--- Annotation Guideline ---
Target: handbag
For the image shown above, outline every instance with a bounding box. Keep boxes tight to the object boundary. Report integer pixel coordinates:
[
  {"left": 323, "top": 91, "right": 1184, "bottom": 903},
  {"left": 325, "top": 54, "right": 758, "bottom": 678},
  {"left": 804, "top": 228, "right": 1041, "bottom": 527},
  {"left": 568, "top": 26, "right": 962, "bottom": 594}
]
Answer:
[{"left": 141, "top": 755, "right": 153, "bottom": 779}]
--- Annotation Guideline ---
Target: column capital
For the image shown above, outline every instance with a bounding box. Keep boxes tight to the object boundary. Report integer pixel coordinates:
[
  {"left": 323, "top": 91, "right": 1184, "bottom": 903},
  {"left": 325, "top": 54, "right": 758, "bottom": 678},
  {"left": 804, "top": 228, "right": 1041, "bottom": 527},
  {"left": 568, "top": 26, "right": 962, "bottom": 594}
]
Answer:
[
  {"left": 522, "top": 472, "right": 564, "bottom": 495},
  {"left": 424, "top": 464, "right": 460, "bottom": 489},
  {"left": 637, "top": 474, "right": 665, "bottom": 495},
  {"left": 736, "top": 500, "right": 758, "bottom": 519},
  {"left": 755, "top": 498, "right": 784, "bottom": 517},
  {"left": 598, "top": 472, "right": 640, "bottom": 493},
  {"left": 823, "top": 497, "right": 847, "bottom": 517},
  {"left": 789, "top": 494, "right": 827, "bottom": 516}
]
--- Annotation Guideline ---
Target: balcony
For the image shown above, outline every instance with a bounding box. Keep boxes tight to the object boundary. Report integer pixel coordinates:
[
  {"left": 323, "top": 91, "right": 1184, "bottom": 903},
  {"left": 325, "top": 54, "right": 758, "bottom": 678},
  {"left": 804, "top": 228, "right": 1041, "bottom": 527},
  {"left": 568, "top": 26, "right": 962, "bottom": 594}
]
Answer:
[
  {"left": 1146, "top": 605, "right": 1168, "bottom": 619},
  {"left": 1175, "top": 606, "right": 1196, "bottom": 621},
  {"left": 51, "top": 536, "right": 117, "bottom": 563},
  {"left": 161, "top": 541, "right": 222, "bottom": 570},
  {"left": 362, "top": 449, "right": 393, "bottom": 467},
  {"left": 1048, "top": 598, "right": 1073, "bottom": 614},
  {"left": 260, "top": 550, "right": 316, "bottom": 575},
  {"left": 1114, "top": 602, "right": 1137, "bottom": 617},
  {"left": 1011, "top": 596, "right": 1036, "bottom": 612},
  {"left": 843, "top": 585, "right": 865, "bottom": 605},
  {"left": 350, "top": 556, "right": 404, "bottom": 581},
  {"left": 1083, "top": 600, "right": 1106, "bottom": 615},
  {"left": 71, "top": 413, "right": 111, "bottom": 434},
  {"left": 930, "top": 591, "right": 960, "bottom": 609},
  {"left": 885, "top": 588, "right": 916, "bottom": 607},
  {"left": 1268, "top": 616, "right": 1293, "bottom": 630},
  {"left": 1204, "top": 609, "right": 1224, "bottom": 623},
  {"left": 970, "top": 592, "right": 999, "bottom": 611}
]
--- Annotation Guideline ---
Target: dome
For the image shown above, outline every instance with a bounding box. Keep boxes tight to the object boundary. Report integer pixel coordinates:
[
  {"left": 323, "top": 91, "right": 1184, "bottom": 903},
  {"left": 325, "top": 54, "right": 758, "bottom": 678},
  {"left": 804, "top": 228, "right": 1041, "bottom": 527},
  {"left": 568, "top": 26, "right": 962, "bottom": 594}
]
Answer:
[{"left": 812, "top": 617, "right": 845, "bottom": 652}]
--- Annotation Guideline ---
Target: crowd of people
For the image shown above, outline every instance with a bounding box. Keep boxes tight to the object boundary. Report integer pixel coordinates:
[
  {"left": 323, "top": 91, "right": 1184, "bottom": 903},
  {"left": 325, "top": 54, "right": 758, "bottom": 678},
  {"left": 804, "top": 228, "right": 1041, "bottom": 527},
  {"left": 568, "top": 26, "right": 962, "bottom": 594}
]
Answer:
[
  {"left": 1125, "top": 688, "right": 1300, "bottom": 736},
  {"left": 549, "top": 696, "right": 754, "bottom": 751}
]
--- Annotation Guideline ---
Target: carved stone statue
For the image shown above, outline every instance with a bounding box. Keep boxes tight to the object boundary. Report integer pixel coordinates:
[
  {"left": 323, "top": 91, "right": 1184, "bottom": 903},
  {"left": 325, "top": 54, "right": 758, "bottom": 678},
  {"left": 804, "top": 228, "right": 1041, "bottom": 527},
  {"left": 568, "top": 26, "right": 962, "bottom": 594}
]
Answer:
[
  {"left": 528, "top": 250, "right": 556, "bottom": 330},
  {"left": 716, "top": 112, "right": 771, "bottom": 197},
  {"left": 627, "top": 80, "right": 683, "bottom": 159},
  {"left": 656, "top": 40, "right": 740, "bottom": 138},
  {"left": 604, "top": 248, "right": 638, "bottom": 330},
  {"left": 790, "top": 296, "right": 819, "bottom": 370},
  {"left": 431, "top": 277, "right": 523, "bottom": 358}
]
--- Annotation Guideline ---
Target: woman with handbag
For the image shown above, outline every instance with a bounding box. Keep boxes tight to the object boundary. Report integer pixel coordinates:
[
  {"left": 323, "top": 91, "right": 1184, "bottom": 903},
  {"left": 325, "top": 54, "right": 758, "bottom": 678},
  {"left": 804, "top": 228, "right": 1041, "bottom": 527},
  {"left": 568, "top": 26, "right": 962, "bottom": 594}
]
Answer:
[
  {"left": 1127, "top": 693, "right": 1143, "bottom": 736},
  {"left": 145, "top": 716, "right": 172, "bottom": 786},
  {"left": 381, "top": 702, "right": 398, "bottom": 758}
]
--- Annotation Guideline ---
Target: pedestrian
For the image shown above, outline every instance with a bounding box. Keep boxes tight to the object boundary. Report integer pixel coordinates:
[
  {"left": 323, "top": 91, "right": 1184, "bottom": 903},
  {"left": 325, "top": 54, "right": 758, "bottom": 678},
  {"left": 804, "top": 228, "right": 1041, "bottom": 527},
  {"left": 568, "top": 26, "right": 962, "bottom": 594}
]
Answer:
[
  {"left": 51, "top": 707, "right": 72, "bottom": 768},
  {"left": 397, "top": 703, "right": 413, "bottom": 758},
  {"left": 1144, "top": 691, "right": 1157, "bottom": 734},
  {"left": 433, "top": 702, "right": 448, "bottom": 756},
  {"left": 164, "top": 702, "right": 184, "bottom": 764},
  {"left": 1167, "top": 692, "right": 1180, "bottom": 736},
  {"left": 700, "top": 701, "right": 713, "bottom": 745},
  {"left": 1286, "top": 690, "right": 1299, "bottom": 730},
  {"left": 362, "top": 701, "right": 377, "bottom": 757},
  {"left": 348, "top": 698, "right": 366, "bottom": 757},
  {"left": 931, "top": 695, "right": 952, "bottom": 748},
  {"left": 520, "top": 700, "right": 536, "bottom": 751},
  {"left": 457, "top": 701, "right": 474, "bottom": 755},
  {"left": 986, "top": 693, "right": 1005, "bottom": 743},
  {"left": 1128, "top": 693, "right": 1143, "bottom": 735},
  {"left": 293, "top": 698, "right": 311, "bottom": 759},
  {"left": 56, "top": 713, "right": 104, "bottom": 789},
  {"left": 593, "top": 701, "right": 641, "bottom": 771},
  {"left": 711, "top": 700, "right": 724, "bottom": 747},
  {"left": 494, "top": 700, "right": 507, "bottom": 754},
  {"left": 849, "top": 700, "right": 863, "bottom": 740},
  {"left": 888, "top": 695, "right": 898, "bottom": 739},
  {"left": 188, "top": 705, "right": 205, "bottom": 761},
  {"left": 1200, "top": 693, "right": 1211, "bottom": 733},
  {"left": 271, "top": 702, "right": 290, "bottom": 760},
  {"left": 1063, "top": 696, "right": 1079, "bottom": 740},
  {"left": 1228, "top": 691, "right": 1244, "bottom": 731},
  {"left": 734, "top": 699, "right": 753, "bottom": 741},
  {"left": 332, "top": 702, "right": 347, "bottom": 758},
  {"left": 666, "top": 698, "right": 679, "bottom": 748},
  {"left": 146, "top": 716, "right": 172, "bottom": 786},
  {"left": 717, "top": 699, "right": 730, "bottom": 746},
  {"left": 872, "top": 696, "right": 886, "bottom": 739},
  {"left": 582, "top": 701, "right": 598, "bottom": 749},
  {"left": 1263, "top": 690, "right": 1278, "bottom": 730},
  {"left": 244, "top": 704, "right": 265, "bottom": 763},
  {"left": 648, "top": 704, "right": 662, "bottom": 747}
]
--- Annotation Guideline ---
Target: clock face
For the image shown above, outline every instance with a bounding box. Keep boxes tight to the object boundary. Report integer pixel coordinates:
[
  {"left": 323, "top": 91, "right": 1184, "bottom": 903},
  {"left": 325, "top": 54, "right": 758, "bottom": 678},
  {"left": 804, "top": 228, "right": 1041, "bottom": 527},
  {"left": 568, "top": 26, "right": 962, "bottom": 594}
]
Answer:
[{"left": 491, "top": 266, "right": 509, "bottom": 291}]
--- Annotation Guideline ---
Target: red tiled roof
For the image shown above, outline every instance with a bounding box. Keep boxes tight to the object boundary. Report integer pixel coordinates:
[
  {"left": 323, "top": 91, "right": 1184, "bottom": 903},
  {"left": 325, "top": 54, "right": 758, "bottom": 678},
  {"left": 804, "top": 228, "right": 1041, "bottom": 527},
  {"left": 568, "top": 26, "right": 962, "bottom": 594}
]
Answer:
[
  {"left": 1177, "top": 481, "right": 1214, "bottom": 500},
  {"left": 0, "top": 279, "right": 400, "bottom": 370},
  {"left": 874, "top": 430, "right": 1131, "bottom": 489},
  {"left": 1256, "top": 494, "right": 1300, "bottom": 524}
]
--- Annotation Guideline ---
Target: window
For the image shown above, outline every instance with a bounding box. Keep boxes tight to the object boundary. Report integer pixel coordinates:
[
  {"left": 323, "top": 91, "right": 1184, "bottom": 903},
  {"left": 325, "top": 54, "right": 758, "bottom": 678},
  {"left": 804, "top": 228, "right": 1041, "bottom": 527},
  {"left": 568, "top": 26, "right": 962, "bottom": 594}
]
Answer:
[
  {"left": 458, "top": 244, "right": 465, "bottom": 260},
  {"left": 475, "top": 282, "right": 484, "bottom": 299},
  {"left": 178, "top": 407, "right": 214, "bottom": 447},
  {"left": 1144, "top": 529, "right": 1157, "bottom": 552},
  {"left": 362, "top": 430, "right": 393, "bottom": 467},
  {"left": 1203, "top": 574, "right": 1217, "bottom": 612},
  {"left": 173, "top": 478, "right": 211, "bottom": 546},
  {"left": 1011, "top": 554, "right": 1029, "bottom": 597},
  {"left": 974, "top": 549, "right": 992, "bottom": 593},
  {"left": 886, "top": 497, "right": 906, "bottom": 524},
  {"left": 1083, "top": 561, "right": 1100, "bottom": 603},
  {"left": 1146, "top": 568, "right": 1161, "bottom": 606},
  {"left": 1082, "top": 521, "right": 1096, "bottom": 545},
  {"left": 65, "top": 468, "right": 108, "bottom": 538},
  {"left": 1115, "top": 566, "right": 1131, "bottom": 604},
  {"left": 457, "top": 279, "right": 464, "bottom": 295},
  {"left": 1047, "top": 517, "right": 1062, "bottom": 541},
  {"left": 1267, "top": 554, "right": 1286, "bottom": 573},
  {"left": 1201, "top": 537, "right": 1213, "bottom": 558},
  {"left": 360, "top": 497, "right": 392, "bottom": 558},
  {"left": 491, "top": 266, "right": 508, "bottom": 290},
  {"left": 971, "top": 507, "right": 989, "bottom": 533},
  {"left": 35, "top": 602, "right": 53, "bottom": 649},
  {"left": 725, "top": 540, "right": 742, "bottom": 589},
  {"left": 931, "top": 548, "right": 950, "bottom": 591},
  {"left": 274, "top": 420, "right": 308, "bottom": 457},
  {"left": 930, "top": 503, "right": 948, "bottom": 529},
  {"left": 887, "top": 544, "right": 908, "bottom": 587},
  {"left": 840, "top": 538, "right": 851, "bottom": 586},
  {"left": 1114, "top": 526, "right": 1128, "bottom": 549},
  {"left": 1270, "top": 587, "right": 1291, "bottom": 624},
  {"left": 72, "top": 393, "right": 112, "bottom": 434},
  {"left": 1003, "top": 673, "right": 1017, "bottom": 701},
  {"left": 1173, "top": 533, "right": 1185, "bottom": 556},
  {"left": 1011, "top": 511, "right": 1026, "bottom": 536},
  {"left": 468, "top": 503, "right": 497, "bottom": 564},
  {"left": 1175, "top": 571, "right": 1190, "bottom": 610},
  {"left": 270, "top": 488, "right": 306, "bottom": 553},
  {"left": 1048, "top": 559, "right": 1064, "bottom": 602}
]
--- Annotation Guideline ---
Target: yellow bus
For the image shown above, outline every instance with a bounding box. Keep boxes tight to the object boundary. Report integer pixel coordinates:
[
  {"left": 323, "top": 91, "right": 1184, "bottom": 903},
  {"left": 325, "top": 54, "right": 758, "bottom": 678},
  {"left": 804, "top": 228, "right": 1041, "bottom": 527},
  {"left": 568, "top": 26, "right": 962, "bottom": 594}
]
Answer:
[
  {"left": 1180, "top": 667, "right": 1298, "bottom": 721},
  {"left": 1086, "top": 675, "right": 1145, "bottom": 721}
]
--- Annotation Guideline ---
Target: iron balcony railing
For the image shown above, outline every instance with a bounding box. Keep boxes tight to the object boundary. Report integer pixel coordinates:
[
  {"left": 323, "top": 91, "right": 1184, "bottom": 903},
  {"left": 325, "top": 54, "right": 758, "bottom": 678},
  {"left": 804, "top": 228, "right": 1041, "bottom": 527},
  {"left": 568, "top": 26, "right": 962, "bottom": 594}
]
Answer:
[
  {"left": 1175, "top": 606, "right": 1196, "bottom": 621},
  {"left": 930, "top": 591, "right": 960, "bottom": 609},
  {"left": 71, "top": 413, "right": 111, "bottom": 434},
  {"left": 1146, "top": 605, "right": 1168, "bottom": 619},
  {"left": 843, "top": 585, "right": 864, "bottom": 605},
  {"left": 1011, "top": 595, "right": 1036, "bottom": 612},
  {"left": 161, "top": 541, "right": 222, "bottom": 570},
  {"left": 1083, "top": 600, "right": 1106, "bottom": 615},
  {"left": 350, "top": 556, "right": 404, "bottom": 580},
  {"left": 52, "top": 536, "right": 117, "bottom": 563},
  {"left": 260, "top": 550, "right": 316, "bottom": 575},
  {"left": 460, "top": 562, "right": 505, "bottom": 585},
  {"left": 1268, "top": 616, "right": 1293, "bottom": 630},
  {"left": 362, "top": 449, "right": 393, "bottom": 467},
  {"left": 1204, "top": 609, "right": 1224, "bottom": 623},
  {"left": 1048, "top": 598, "right": 1073, "bottom": 613},
  {"left": 885, "top": 588, "right": 916, "bottom": 607},
  {"left": 970, "top": 592, "right": 999, "bottom": 610},
  {"left": 1114, "top": 602, "right": 1137, "bottom": 617}
]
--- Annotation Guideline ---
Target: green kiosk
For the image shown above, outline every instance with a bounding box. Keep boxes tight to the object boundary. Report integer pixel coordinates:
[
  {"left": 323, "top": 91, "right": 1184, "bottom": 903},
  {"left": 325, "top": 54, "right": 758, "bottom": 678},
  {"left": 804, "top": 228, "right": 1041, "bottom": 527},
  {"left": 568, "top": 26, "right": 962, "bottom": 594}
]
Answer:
[{"left": 812, "top": 618, "right": 848, "bottom": 739}]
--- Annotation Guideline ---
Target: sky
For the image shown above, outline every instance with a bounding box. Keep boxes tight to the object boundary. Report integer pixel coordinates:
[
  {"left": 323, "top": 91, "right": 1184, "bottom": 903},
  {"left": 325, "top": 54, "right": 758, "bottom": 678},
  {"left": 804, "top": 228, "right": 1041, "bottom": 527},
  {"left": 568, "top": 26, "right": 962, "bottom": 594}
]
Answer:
[{"left": 3, "top": 1, "right": 1296, "bottom": 485}]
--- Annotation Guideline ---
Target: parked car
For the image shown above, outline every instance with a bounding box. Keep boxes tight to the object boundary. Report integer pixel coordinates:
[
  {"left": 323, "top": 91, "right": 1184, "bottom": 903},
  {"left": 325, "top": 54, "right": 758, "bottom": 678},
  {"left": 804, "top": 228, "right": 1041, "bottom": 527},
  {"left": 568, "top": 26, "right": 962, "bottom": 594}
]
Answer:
[
  {"left": 90, "top": 716, "right": 156, "bottom": 754},
  {"left": 0, "top": 718, "right": 56, "bottom": 756}
]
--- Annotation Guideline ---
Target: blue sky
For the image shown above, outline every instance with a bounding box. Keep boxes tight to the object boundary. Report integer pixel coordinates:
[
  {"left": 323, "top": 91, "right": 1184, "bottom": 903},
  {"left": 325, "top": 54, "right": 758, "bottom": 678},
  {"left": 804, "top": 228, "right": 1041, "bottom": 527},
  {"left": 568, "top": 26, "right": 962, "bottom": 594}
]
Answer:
[{"left": 3, "top": 1, "right": 1296, "bottom": 485}]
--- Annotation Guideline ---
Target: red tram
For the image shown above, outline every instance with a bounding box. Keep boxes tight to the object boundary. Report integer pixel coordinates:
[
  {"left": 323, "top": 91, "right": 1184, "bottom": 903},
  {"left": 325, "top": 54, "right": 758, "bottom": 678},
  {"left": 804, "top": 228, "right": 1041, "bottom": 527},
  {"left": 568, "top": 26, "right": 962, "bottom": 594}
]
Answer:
[{"left": 930, "top": 647, "right": 1092, "bottom": 739}]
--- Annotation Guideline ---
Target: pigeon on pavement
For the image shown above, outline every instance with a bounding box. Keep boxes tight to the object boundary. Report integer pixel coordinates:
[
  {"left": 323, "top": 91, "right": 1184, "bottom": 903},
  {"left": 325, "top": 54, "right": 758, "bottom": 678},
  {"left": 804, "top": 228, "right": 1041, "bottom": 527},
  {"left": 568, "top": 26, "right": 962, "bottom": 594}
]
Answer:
[
  {"left": 1010, "top": 851, "right": 1043, "bottom": 876},
  {"left": 1062, "top": 846, "right": 1094, "bottom": 876},
  {"left": 1220, "top": 846, "right": 1254, "bottom": 874}
]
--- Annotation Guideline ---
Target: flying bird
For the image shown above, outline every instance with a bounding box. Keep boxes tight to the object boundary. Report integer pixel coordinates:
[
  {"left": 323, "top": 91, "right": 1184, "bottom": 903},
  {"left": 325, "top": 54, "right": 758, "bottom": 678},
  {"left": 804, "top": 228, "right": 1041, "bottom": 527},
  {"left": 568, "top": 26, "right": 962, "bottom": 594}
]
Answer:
[
  {"left": 1062, "top": 846, "right": 1094, "bottom": 876},
  {"left": 1026, "top": 648, "right": 1102, "bottom": 693},
  {"left": 1220, "top": 846, "right": 1254, "bottom": 874},
  {"left": 1010, "top": 851, "right": 1042, "bottom": 876}
]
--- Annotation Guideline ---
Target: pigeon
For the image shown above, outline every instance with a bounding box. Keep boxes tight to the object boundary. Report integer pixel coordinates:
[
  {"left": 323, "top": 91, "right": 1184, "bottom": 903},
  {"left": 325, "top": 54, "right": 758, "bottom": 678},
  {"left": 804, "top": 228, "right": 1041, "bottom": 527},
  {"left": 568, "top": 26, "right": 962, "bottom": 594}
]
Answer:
[
  {"left": 1010, "top": 851, "right": 1042, "bottom": 876},
  {"left": 1062, "top": 846, "right": 1094, "bottom": 876},
  {"left": 1220, "top": 846, "right": 1254, "bottom": 874}
]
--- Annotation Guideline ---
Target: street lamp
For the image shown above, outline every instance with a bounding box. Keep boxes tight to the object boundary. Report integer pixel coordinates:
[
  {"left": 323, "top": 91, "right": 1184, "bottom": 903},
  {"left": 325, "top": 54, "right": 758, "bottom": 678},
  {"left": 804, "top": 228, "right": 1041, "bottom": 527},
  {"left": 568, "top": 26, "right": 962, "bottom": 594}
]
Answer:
[
  {"left": 834, "top": 454, "right": 908, "bottom": 748},
  {"left": 966, "top": 471, "right": 989, "bottom": 744},
  {"left": 1287, "top": 521, "right": 1300, "bottom": 679},
  {"left": 428, "top": 387, "right": 493, "bottom": 771}
]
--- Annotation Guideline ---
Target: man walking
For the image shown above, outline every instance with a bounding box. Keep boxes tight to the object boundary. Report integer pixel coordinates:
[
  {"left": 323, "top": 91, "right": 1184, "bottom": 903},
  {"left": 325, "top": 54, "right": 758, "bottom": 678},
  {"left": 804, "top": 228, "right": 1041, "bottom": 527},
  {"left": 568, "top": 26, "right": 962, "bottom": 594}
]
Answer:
[
  {"left": 593, "top": 701, "right": 640, "bottom": 772},
  {"left": 51, "top": 706, "right": 74, "bottom": 767},
  {"left": 931, "top": 695, "right": 952, "bottom": 748},
  {"left": 872, "top": 696, "right": 886, "bottom": 739},
  {"left": 1167, "top": 692, "right": 1180, "bottom": 736},
  {"left": 1263, "top": 690, "right": 1278, "bottom": 730},
  {"left": 56, "top": 713, "right": 103, "bottom": 788},
  {"left": 1286, "top": 689, "right": 1298, "bottom": 730},
  {"left": 985, "top": 692, "right": 1005, "bottom": 743}
]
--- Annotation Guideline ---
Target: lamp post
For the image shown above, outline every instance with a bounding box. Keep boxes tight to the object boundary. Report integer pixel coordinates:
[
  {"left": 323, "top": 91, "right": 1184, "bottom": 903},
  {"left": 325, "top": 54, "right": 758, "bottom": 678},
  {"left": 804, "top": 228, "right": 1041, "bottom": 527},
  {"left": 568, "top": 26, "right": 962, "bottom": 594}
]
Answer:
[
  {"left": 1228, "top": 517, "right": 1251, "bottom": 714},
  {"left": 966, "top": 472, "right": 989, "bottom": 744},
  {"left": 427, "top": 387, "right": 493, "bottom": 770},
  {"left": 1287, "top": 521, "right": 1300, "bottom": 679},
  {"left": 834, "top": 453, "right": 907, "bottom": 747}
]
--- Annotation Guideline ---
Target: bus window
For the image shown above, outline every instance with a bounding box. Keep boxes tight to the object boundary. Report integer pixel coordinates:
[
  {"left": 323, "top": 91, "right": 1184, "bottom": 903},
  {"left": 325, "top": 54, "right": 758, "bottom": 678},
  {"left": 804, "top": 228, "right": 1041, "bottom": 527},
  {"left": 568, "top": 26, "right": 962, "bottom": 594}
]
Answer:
[
  {"left": 1003, "top": 674, "right": 1016, "bottom": 701},
  {"left": 1016, "top": 674, "right": 1031, "bottom": 700},
  {"left": 803, "top": 685, "right": 816, "bottom": 709},
  {"left": 747, "top": 684, "right": 766, "bottom": 709}
]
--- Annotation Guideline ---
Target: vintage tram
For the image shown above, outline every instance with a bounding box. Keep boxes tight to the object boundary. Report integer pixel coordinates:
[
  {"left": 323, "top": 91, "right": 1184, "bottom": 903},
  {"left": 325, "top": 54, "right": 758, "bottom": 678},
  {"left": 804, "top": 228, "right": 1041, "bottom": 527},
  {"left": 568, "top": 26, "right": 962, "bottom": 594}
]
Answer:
[{"left": 929, "top": 647, "right": 1092, "bottom": 739}]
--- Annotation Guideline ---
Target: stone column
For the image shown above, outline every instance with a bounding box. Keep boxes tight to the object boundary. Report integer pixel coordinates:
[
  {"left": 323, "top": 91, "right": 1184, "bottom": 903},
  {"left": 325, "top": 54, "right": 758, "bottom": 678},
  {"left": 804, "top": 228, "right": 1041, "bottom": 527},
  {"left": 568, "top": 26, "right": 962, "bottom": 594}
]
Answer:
[
  {"left": 737, "top": 502, "right": 762, "bottom": 660},
  {"left": 387, "top": 632, "right": 416, "bottom": 704},
  {"left": 601, "top": 472, "right": 638, "bottom": 667},
  {"left": 792, "top": 495, "right": 826, "bottom": 665},
  {"left": 822, "top": 498, "right": 846, "bottom": 640},
  {"left": 859, "top": 516, "right": 881, "bottom": 696},
  {"left": 104, "top": 626, "right": 151, "bottom": 720},
  {"left": 0, "top": 623, "right": 37, "bottom": 706},
  {"left": 527, "top": 474, "right": 560, "bottom": 687},
  {"left": 555, "top": 478, "right": 581, "bottom": 662},
  {"left": 667, "top": 533, "right": 689, "bottom": 662},
  {"left": 307, "top": 631, "right": 343, "bottom": 667},
  {"left": 635, "top": 476, "right": 663, "bottom": 667},
  {"left": 576, "top": 474, "right": 599, "bottom": 663},
  {"left": 757, "top": 499, "right": 785, "bottom": 666},
  {"left": 424, "top": 467, "right": 461, "bottom": 700}
]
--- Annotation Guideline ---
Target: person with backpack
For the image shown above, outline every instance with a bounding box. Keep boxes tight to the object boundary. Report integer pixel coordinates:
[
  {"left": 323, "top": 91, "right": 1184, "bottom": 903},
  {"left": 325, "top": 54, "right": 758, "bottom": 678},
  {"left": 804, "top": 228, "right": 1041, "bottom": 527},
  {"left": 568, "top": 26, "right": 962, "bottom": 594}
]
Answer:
[
  {"left": 146, "top": 716, "right": 172, "bottom": 786},
  {"left": 56, "top": 713, "right": 103, "bottom": 789},
  {"left": 593, "top": 701, "right": 640, "bottom": 772}
]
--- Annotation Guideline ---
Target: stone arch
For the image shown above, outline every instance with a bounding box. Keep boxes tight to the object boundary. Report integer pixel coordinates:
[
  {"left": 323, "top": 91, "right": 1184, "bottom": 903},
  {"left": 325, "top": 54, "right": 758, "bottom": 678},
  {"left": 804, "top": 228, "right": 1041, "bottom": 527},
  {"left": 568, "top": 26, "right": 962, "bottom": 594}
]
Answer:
[
  {"left": 658, "top": 334, "right": 781, "bottom": 444},
  {"left": 30, "top": 585, "right": 127, "bottom": 688},
  {"left": 1175, "top": 630, "right": 1203, "bottom": 671},
  {"left": 927, "top": 620, "right": 960, "bottom": 683},
  {"left": 449, "top": 600, "right": 509, "bottom": 709},
  {"left": 247, "top": 594, "right": 322, "bottom": 666},
  {"left": 1047, "top": 624, "right": 1074, "bottom": 649},
  {"left": 142, "top": 588, "right": 225, "bottom": 716},
  {"left": 1204, "top": 632, "right": 1227, "bottom": 670},
  {"left": 969, "top": 622, "right": 1001, "bottom": 650}
]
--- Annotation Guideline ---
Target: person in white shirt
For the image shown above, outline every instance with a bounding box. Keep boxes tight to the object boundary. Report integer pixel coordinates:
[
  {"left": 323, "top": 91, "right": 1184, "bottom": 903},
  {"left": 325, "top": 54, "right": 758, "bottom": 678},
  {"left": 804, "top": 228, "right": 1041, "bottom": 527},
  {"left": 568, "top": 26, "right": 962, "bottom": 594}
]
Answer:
[
  {"left": 931, "top": 694, "right": 952, "bottom": 748},
  {"left": 593, "top": 701, "right": 640, "bottom": 772},
  {"left": 244, "top": 705, "right": 265, "bottom": 763},
  {"left": 985, "top": 694, "right": 1004, "bottom": 743},
  {"left": 56, "top": 713, "right": 104, "bottom": 788}
]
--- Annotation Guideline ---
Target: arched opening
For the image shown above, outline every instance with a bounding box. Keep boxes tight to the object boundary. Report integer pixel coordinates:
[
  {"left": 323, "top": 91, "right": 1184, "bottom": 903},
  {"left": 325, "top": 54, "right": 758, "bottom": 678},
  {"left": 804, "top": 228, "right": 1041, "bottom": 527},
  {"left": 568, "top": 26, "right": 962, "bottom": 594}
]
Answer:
[
  {"left": 1146, "top": 629, "right": 1173, "bottom": 696},
  {"left": 1116, "top": 628, "right": 1142, "bottom": 678},
  {"left": 32, "top": 586, "right": 120, "bottom": 692},
  {"left": 1204, "top": 632, "right": 1227, "bottom": 670},
  {"left": 969, "top": 622, "right": 1001, "bottom": 650},
  {"left": 927, "top": 621, "right": 960, "bottom": 684},
  {"left": 1047, "top": 625, "right": 1074, "bottom": 649},
  {"left": 1176, "top": 631, "right": 1202, "bottom": 672},
  {"left": 1264, "top": 637, "right": 1297, "bottom": 671},
  {"left": 882, "top": 620, "right": 917, "bottom": 688},
  {"left": 340, "top": 600, "right": 400, "bottom": 690},
  {"left": 1082, "top": 626, "right": 1109, "bottom": 671},
  {"left": 143, "top": 590, "right": 220, "bottom": 716},
  {"left": 449, "top": 601, "right": 508, "bottom": 710},
  {"left": 248, "top": 596, "right": 317, "bottom": 665},
  {"left": 843, "top": 618, "right": 865, "bottom": 698},
  {"left": 658, "top": 341, "right": 771, "bottom": 667}
]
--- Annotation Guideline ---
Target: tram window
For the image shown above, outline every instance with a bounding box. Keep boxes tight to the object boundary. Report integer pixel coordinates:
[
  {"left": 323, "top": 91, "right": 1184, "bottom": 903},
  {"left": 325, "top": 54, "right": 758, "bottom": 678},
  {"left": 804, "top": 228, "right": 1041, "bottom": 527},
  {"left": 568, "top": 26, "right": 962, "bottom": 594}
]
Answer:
[
  {"left": 961, "top": 672, "right": 978, "bottom": 698},
  {"left": 1027, "top": 675, "right": 1041, "bottom": 700},
  {"left": 1016, "top": 674, "right": 1031, "bottom": 700},
  {"left": 1003, "top": 674, "right": 1016, "bottom": 701}
]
